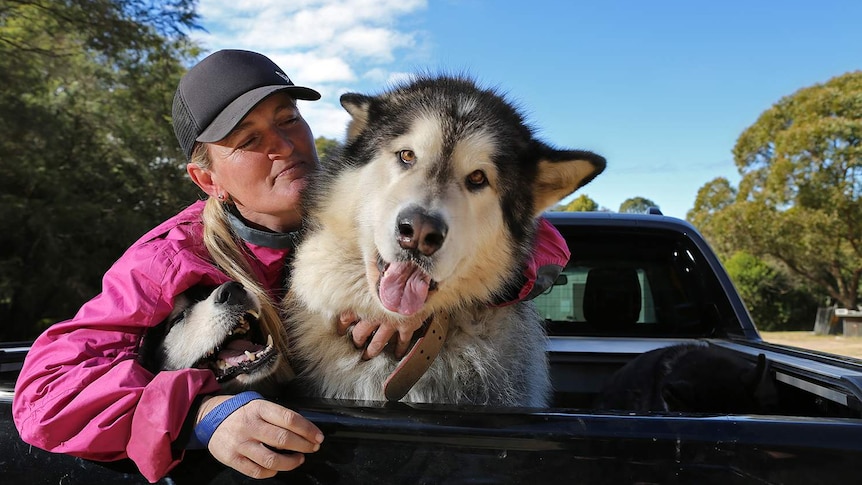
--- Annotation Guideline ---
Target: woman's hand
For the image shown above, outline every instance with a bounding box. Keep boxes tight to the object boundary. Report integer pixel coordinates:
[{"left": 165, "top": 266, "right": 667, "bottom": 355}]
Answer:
[
  {"left": 337, "top": 311, "right": 425, "bottom": 359},
  {"left": 197, "top": 396, "right": 324, "bottom": 479}
]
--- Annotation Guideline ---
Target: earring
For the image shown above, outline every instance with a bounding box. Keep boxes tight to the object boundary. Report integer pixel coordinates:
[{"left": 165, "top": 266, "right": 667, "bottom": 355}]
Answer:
[{"left": 217, "top": 193, "right": 225, "bottom": 201}]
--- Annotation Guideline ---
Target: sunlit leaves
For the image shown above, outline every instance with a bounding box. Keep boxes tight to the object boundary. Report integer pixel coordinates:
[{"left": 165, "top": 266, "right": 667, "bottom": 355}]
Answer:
[
  {"left": 618, "top": 196, "right": 658, "bottom": 214},
  {"left": 0, "top": 0, "right": 200, "bottom": 339},
  {"left": 692, "top": 71, "right": 862, "bottom": 309},
  {"left": 561, "top": 194, "right": 599, "bottom": 212}
]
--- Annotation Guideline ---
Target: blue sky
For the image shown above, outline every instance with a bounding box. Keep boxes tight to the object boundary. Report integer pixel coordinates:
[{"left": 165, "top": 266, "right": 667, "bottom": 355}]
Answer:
[{"left": 191, "top": 0, "right": 862, "bottom": 219}]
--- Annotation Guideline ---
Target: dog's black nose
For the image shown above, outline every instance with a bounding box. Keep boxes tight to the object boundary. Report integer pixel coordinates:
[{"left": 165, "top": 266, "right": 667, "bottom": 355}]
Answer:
[
  {"left": 215, "top": 281, "right": 245, "bottom": 305},
  {"left": 396, "top": 207, "right": 447, "bottom": 256}
]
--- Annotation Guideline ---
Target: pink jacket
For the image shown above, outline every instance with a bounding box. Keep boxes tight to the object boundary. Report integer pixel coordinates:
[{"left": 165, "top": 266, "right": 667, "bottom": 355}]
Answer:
[{"left": 13, "top": 200, "right": 569, "bottom": 482}]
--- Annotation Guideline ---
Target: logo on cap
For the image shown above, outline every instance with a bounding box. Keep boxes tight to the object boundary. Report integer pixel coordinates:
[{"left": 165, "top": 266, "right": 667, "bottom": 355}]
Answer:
[{"left": 275, "top": 71, "right": 292, "bottom": 84}]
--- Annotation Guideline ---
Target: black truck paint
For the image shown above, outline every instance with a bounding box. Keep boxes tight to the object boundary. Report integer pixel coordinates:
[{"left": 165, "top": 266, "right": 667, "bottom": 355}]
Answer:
[{"left": 2, "top": 211, "right": 861, "bottom": 484}]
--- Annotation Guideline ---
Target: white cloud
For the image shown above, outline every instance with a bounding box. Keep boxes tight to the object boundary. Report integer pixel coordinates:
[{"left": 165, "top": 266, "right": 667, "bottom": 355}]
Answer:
[
  {"left": 192, "top": 0, "right": 429, "bottom": 141},
  {"left": 269, "top": 52, "right": 356, "bottom": 84},
  {"left": 299, "top": 98, "right": 352, "bottom": 140},
  {"left": 383, "top": 71, "right": 414, "bottom": 86}
]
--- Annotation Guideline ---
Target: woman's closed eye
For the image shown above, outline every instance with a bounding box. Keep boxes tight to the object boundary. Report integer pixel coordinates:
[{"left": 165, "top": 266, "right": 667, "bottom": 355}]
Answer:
[
  {"left": 277, "top": 115, "right": 298, "bottom": 128},
  {"left": 236, "top": 135, "right": 258, "bottom": 150}
]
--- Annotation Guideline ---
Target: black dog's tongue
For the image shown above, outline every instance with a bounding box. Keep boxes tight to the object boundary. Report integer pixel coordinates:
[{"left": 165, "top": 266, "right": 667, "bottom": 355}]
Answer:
[{"left": 379, "top": 261, "right": 431, "bottom": 315}]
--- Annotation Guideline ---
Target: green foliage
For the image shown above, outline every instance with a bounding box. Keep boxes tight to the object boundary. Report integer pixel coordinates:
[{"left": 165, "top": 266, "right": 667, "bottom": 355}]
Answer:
[
  {"left": 687, "top": 177, "right": 739, "bottom": 255},
  {"left": 619, "top": 196, "right": 658, "bottom": 214},
  {"left": 0, "top": 0, "right": 201, "bottom": 340},
  {"left": 723, "top": 252, "right": 818, "bottom": 331},
  {"left": 687, "top": 177, "right": 736, "bottom": 225},
  {"left": 315, "top": 136, "right": 341, "bottom": 161},
  {"left": 561, "top": 194, "right": 599, "bottom": 212},
  {"left": 690, "top": 71, "right": 862, "bottom": 309}
]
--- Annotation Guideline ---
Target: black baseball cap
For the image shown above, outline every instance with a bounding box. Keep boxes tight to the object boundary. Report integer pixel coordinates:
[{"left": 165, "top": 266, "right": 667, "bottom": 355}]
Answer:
[{"left": 172, "top": 49, "right": 321, "bottom": 159}]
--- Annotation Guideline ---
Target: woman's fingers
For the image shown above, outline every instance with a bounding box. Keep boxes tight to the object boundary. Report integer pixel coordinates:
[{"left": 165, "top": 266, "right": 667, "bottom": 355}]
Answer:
[
  {"left": 393, "top": 327, "right": 416, "bottom": 358},
  {"left": 205, "top": 398, "right": 323, "bottom": 479},
  {"left": 254, "top": 400, "right": 324, "bottom": 452},
  {"left": 234, "top": 440, "right": 306, "bottom": 478},
  {"left": 347, "top": 318, "right": 378, "bottom": 350},
  {"left": 336, "top": 311, "right": 359, "bottom": 336},
  {"left": 338, "top": 311, "right": 428, "bottom": 359},
  {"left": 362, "top": 325, "right": 397, "bottom": 359}
]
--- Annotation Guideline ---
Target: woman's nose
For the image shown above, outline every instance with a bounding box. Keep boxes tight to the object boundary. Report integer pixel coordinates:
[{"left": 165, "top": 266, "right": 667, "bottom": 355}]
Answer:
[{"left": 267, "top": 127, "right": 294, "bottom": 159}]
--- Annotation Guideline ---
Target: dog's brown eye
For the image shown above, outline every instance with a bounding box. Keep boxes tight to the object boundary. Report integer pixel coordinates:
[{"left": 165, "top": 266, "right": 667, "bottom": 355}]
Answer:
[
  {"left": 466, "top": 170, "right": 488, "bottom": 189},
  {"left": 398, "top": 149, "right": 416, "bottom": 166}
]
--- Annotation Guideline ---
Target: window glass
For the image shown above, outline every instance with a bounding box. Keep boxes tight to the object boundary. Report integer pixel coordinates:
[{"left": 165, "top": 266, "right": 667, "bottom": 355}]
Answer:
[{"left": 536, "top": 226, "right": 734, "bottom": 337}]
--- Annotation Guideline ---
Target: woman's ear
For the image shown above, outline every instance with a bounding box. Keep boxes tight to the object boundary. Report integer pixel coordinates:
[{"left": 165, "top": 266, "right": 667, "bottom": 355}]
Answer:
[{"left": 187, "top": 162, "right": 219, "bottom": 198}]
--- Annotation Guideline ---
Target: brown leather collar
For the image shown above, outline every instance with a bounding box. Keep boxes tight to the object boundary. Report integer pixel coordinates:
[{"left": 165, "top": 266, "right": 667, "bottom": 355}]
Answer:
[{"left": 383, "top": 313, "right": 450, "bottom": 401}]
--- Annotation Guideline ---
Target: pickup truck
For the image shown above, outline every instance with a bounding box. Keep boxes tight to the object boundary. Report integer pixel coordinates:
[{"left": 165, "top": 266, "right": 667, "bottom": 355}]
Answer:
[{"left": 2, "top": 211, "right": 861, "bottom": 484}]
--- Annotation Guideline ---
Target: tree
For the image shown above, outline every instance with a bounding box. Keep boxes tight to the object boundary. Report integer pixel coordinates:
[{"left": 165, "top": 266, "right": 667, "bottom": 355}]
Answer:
[
  {"left": 315, "top": 136, "right": 341, "bottom": 161},
  {"left": 619, "top": 196, "right": 658, "bottom": 214},
  {"left": 687, "top": 177, "right": 736, "bottom": 224},
  {"left": 0, "top": 1, "right": 200, "bottom": 340},
  {"left": 687, "top": 177, "right": 739, "bottom": 255},
  {"left": 723, "top": 251, "right": 818, "bottom": 331},
  {"left": 561, "top": 194, "right": 599, "bottom": 212},
  {"left": 689, "top": 71, "right": 862, "bottom": 309}
]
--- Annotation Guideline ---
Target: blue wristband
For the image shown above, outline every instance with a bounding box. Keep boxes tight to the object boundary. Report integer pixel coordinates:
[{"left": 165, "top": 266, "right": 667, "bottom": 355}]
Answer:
[{"left": 189, "top": 391, "right": 264, "bottom": 449}]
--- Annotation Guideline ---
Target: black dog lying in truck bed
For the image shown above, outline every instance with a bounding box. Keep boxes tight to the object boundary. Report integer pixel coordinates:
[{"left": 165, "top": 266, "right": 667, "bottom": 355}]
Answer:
[{"left": 594, "top": 343, "right": 778, "bottom": 414}]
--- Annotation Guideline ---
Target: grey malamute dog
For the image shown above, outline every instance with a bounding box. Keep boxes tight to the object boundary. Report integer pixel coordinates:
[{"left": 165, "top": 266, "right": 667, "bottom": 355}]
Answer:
[
  {"left": 284, "top": 75, "right": 605, "bottom": 406},
  {"left": 139, "top": 281, "right": 284, "bottom": 394}
]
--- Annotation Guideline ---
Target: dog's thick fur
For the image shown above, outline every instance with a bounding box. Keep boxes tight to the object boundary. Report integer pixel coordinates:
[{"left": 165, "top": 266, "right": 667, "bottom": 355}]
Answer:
[
  {"left": 284, "top": 75, "right": 605, "bottom": 406},
  {"left": 594, "top": 343, "right": 778, "bottom": 413},
  {"left": 139, "top": 281, "right": 285, "bottom": 394}
]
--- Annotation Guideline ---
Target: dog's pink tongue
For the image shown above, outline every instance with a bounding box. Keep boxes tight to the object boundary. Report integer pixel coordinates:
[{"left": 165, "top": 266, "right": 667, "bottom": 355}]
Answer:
[
  {"left": 380, "top": 261, "right": 430, "bottom": 315},
  {"left": 219, "top": 340, "right": 264, "bottom": 366}
]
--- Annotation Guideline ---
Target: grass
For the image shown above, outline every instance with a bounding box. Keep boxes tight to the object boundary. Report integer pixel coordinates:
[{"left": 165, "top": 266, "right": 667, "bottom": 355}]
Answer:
[{"left": 759, "top": 331, "right": 862, "bottom": 359}]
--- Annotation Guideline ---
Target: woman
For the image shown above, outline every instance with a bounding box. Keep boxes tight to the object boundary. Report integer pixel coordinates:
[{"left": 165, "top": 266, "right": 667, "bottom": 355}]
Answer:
[{"left": 13, "top": 50, "right": 571, "bottom": 482}]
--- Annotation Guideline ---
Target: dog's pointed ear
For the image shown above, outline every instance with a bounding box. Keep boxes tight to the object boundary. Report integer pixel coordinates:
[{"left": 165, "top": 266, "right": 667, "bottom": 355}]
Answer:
[
  {"left": 533, "top": 146, "right": 606, "bottom": 214},
  {"left": 340, "top": 93, "right": 373, "bottom": 142}
]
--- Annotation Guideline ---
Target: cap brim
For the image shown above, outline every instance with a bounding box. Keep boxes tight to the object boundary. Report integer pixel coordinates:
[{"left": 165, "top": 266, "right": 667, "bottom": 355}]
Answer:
[{"left": 196, "top": 85, "right": 321, "bottom": 143}]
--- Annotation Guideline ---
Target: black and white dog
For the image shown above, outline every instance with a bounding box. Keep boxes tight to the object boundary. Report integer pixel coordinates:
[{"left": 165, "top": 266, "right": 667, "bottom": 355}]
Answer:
[
  {"left": 139, "top": 281, "right": 286, "bottom": 394},
  {"left": 283, "top": 74, "right": 606, "bottom": 406}
]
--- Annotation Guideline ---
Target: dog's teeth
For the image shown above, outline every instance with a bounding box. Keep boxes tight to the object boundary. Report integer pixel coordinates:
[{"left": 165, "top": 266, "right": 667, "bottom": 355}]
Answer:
[
  {"left": 244, "top": 350, "right": 256, "bottom": 361},
  {"left": 266, "top": 335, "right": 273, "bottom": 347},
  {"left": 248, "top": 310, "right": 259, "bottom": 319}
]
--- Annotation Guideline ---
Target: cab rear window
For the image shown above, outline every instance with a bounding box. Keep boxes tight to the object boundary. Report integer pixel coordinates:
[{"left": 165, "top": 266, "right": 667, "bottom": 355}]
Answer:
[{"left": 535, "top": 227, "right": 734, "bottom": 337}]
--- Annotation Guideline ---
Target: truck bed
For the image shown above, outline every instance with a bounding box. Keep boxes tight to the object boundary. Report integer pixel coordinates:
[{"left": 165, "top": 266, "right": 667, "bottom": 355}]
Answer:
[{"left": 3, "top": 212, "right": 862, "bottom": 484}]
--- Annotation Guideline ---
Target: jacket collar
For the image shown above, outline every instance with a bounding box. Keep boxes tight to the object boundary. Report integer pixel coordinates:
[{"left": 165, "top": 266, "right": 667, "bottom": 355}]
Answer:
[{"left": 226, "top": 205, "right": 301, "bottom": 250}]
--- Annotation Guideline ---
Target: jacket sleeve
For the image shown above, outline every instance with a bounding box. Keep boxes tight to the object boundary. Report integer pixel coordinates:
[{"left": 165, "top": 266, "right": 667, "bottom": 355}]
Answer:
[
  {"left": 12, "top": 240, "right": 223, "bottom": 482},
  {"left": 495, "top": 217, "right": 570, "bottom": 306}
]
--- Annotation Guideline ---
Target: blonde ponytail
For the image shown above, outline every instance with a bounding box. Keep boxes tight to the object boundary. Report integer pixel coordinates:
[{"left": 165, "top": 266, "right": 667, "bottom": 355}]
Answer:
[{"left": 192, "top": 145, "right": 294, "bottom": 385}]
